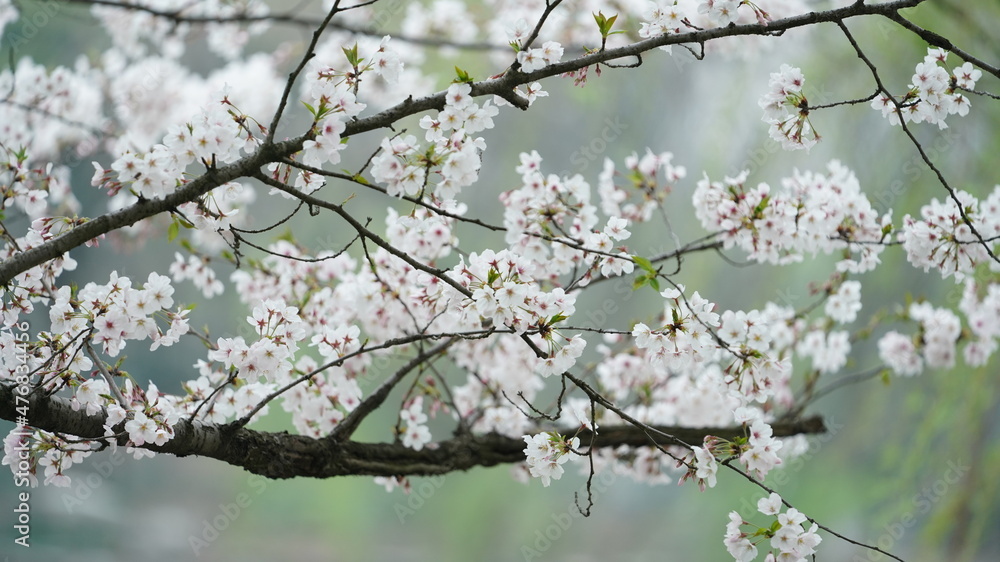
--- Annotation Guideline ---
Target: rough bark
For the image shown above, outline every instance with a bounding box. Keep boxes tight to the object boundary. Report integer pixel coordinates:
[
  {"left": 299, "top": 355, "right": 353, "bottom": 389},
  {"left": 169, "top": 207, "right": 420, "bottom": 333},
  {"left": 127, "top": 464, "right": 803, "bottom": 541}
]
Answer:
[{"left": 0, "top": 382, "right": 824, "bottom": 479}]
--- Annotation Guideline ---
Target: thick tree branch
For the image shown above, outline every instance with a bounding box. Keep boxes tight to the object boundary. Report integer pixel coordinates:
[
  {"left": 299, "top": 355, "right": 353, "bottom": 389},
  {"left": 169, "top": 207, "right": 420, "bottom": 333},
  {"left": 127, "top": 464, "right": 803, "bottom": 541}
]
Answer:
[{"left": 0, "top": 382, "right": 825, "bottom": 479}]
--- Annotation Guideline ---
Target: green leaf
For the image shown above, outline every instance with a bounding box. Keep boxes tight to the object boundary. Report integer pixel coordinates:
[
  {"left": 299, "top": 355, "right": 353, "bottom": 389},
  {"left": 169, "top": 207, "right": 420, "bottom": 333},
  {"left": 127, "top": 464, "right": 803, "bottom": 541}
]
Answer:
[
  {"left": 753, "top": 194, "right": 770, "bottom": 216},
  {"left": 549, "top": 313, "right": 568, "bottom": 324},
  {"left": 486, "top": 269, "right": 500, "bottom": 285},
  {"left": 342, "top": 43, "right": 362, "bottom": 67},
  {"left": 593, "top": 11, "right": 618, "bottom": 37},
  {"left": 167, "top": 220, "right": 180, "bottom": 242},
  {"left": 632, "top": 271, "right": 662, "bottom": 293},
  {"left": 632, "top": 255, "right": 656, "bottom": 275},
  {"left": 453, "top": 66, "right": 473, "bottom": 84}
]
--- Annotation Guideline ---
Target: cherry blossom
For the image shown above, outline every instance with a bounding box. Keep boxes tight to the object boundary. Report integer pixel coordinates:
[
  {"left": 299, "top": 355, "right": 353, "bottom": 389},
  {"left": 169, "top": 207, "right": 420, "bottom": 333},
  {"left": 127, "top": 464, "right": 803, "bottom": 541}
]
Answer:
[
  {"left": 0, "top": 4, "right": 995, "bottom": 561},
  {"left": 872, "top": 47, "right": 981, "bottom": 129},
  {"left": 522, "top": 432, "right": 579, "bottom": 487}
]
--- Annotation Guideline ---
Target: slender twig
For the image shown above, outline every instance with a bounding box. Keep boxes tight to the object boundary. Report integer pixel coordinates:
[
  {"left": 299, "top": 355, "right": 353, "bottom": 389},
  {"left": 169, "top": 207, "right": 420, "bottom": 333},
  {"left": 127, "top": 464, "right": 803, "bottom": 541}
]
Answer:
[
  {"left": 884, "top": 11, "right": 1000, "bottom": 80},
  {"left": 722, "top": 461, "right": 905, "bottom": 562},
  {"left": 83, "top": 340, "right": 129, "bottom": 409},
  {"left": 231, "top": 328, "right": 506, "bottom": 428},
  {"left": 334, "top": 339, "right": 456, "bottom": 439},
  {"left": 837, "top": 20, "right": 1000, "bottom": 266},
  {"left": 264, "top": 1, "right": 344, "bottom": 145}
]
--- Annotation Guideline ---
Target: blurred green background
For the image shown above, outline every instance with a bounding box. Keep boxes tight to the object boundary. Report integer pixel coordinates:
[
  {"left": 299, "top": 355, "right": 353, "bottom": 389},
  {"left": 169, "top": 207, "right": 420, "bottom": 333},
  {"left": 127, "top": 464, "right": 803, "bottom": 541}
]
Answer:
[{"left": 1, "top": 1, "right": 998, "bottom": 560}]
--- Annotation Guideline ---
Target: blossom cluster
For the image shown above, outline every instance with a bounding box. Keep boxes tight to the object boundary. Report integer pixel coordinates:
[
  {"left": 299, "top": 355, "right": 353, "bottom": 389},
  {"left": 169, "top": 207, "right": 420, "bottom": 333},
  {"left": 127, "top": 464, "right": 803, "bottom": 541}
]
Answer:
[
  {"left": 824, "top": 280, "right": 862, "bottom": 324},
  {"left": 301, "top": 37, "right": 395, "bottom": 149},
  {"left": 401, "top": 397, "right": 432, "bottom": 451},
  {"left": 522, "top": 432, "right": 579, "bottom": 486},
  {"left": 899, "top": 186, "right": 1000, "bottom": 282},
  {"left": 639, "top": 0, "right": 687, "bottom": 53},
  {"left": 209, "top": 298, "right": 306, "bottom": 383},
  {"left": 682, "top": 411, "right": 786, "bottom": 492},
  {"left": 693, "top": 160, "right": 891, "bottom": 271},
  {"left": 739, "top": 418, "right": 785, "bottom": 479},
  {"left": 170, "top": 252, "right": 225, "bottom": 298},
  {"left": 0, "top": 58, "right": 102, "bottom": 163},
  {"left": 3, "top": 428, "right": 93, "bottom": 488},
  {"left": 96, "top": 95, "right": 260, "bottom": 200},
  {"left": 385, "top": 207, "right": 457, "bottom": 262},
  {"left": 632, "top": 287, "right": 720, "bottom": 374},
  {"left": 598, "top": 148, "right": 686, "bottom": 224},
  {"left": 878, "top": 301, "right": 961, "bottom": 377},
  {"left": 441, "top": 249, "right": 582, "bottom": 372},
  {"left": 725, "top": 492, "right": 821, "bottom": 562},
  {"left": 0, "top": 223, "right": 79, "bottom": 326},
  {"left": 638, "top": 0, "right": 795, "bottom": 57},
  {"left": 515, "top": 40, "right": 564, "bottom": 73},
  {"left": 1, "top": 270, "right": 190, "bottom": 486},
  {"left": 5, "top": 375, "right": 184, "bottom": 487},
  {"left": 502, "top": 150, "right": 636, "bottom": 282},
  {"left": 91, "top": 0, "right": 270, "bottom": 61},
  {"left": 372, "top": 83, "right": 497, "bottom": 200},
  {"left": 758, "top": 64, "right": 818, "bottom": 151},
  {"left": 959, "top": 280, "right": 1000, "bottom": 366},
  {"left": 49, "top": 271, "right": 188, "bottom": 359},
  {"left": 872, "top": 47, "right": 981, "bottom": 129}
]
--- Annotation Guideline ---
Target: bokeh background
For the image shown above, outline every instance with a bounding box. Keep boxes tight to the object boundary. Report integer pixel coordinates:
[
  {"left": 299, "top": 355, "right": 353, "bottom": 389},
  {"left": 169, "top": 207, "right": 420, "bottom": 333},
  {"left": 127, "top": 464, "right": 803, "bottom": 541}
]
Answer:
[{"left": 0, "top": 1, "right": 998, "bottom": 560}]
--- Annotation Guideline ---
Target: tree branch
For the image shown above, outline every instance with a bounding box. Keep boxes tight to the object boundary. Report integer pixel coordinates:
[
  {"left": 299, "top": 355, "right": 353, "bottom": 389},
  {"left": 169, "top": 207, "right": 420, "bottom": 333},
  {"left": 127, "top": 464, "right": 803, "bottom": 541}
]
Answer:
[
  {"left": 58, "top": 0, "right": 510, "bottom": 51},
  {"left": 0, "top": 382, "right": 825, "bottom": 479},
  {"left": 0, "top": 135, "right": 307, "bottom": 286}
]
